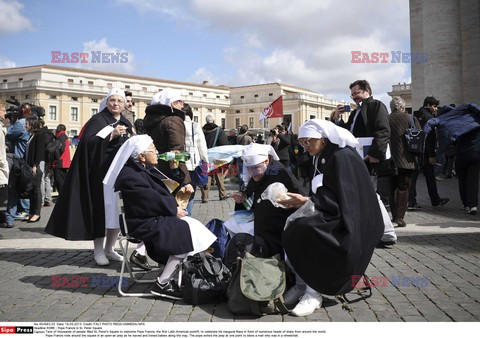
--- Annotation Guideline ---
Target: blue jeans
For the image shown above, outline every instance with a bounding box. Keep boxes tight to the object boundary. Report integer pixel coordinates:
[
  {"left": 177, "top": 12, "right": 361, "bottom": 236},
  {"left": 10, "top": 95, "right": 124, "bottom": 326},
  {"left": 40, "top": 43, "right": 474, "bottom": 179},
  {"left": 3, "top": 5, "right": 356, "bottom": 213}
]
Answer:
[{"left": 6, "top": 187, "right": 30, "bottom": 226}]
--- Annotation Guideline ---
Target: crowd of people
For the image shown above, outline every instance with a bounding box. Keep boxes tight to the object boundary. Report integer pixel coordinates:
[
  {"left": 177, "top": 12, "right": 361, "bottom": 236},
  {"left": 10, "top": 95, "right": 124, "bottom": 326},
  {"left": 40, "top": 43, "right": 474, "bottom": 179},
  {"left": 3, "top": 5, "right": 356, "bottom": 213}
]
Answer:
[{"left": 1, "top": 78, "right": 478, "bottom": 318}]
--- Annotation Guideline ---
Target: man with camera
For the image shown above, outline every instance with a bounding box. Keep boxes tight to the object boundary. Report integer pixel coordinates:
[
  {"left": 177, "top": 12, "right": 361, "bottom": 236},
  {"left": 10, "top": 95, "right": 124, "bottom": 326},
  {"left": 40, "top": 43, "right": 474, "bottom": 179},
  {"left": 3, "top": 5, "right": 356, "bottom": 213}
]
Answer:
[
  {"left": 5, "top": 103, "right": 32, "bottom": 227},
  {"left": 331, "top": 80, "right": 397, "bottom": 247}
]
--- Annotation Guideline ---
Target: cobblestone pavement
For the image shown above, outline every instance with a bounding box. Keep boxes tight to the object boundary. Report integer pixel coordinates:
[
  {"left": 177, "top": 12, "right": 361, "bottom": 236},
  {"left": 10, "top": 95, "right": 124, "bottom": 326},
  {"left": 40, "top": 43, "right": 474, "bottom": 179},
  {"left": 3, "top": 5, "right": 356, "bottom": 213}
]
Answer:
[{"left": 0, "top": 175, "right": 478, "bottom": 322}]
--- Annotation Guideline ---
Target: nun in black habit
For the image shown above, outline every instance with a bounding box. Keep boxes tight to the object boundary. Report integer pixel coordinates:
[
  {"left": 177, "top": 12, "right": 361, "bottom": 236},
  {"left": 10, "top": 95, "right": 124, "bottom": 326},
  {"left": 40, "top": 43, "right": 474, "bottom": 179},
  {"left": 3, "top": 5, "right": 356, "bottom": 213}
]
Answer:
[
  {"left": 104, "top": 135, "right": 215, "bottom": 300},
  {"left": 278, "top": 119, "right": 384, "bottom": 317},
  {"left": 45, "top": 88, "right": 133, "bottom": 266},
  {"left": 232, "top": 143, "right": 305, "bottom": 258}
]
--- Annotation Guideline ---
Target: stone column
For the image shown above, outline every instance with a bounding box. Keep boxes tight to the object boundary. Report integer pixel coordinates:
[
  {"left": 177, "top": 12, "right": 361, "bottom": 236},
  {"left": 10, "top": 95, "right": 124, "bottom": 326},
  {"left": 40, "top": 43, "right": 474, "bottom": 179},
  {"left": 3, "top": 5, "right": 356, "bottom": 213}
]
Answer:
[
  {"left": 460, "top": 0, "right": 480, "bottom": 103},
  {"left": 409, "top": 0, "right": 425, "bottom": 110},
  {"left": 422, "top": 0, "right": 463, "bottom": 106}
]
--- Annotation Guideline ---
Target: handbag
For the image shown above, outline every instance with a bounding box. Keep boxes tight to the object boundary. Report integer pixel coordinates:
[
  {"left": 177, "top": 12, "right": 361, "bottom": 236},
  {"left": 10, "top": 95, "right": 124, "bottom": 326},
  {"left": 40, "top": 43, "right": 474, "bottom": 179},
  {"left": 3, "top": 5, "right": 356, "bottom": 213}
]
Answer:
[
  {"left": 404, "top": 113, "right": 425, "bottom": 154},
  {"left": 177, "top": 252, "right": 231, "bottom": 305},
  {"left": 189, "top": 122, "right": 209, "bottom": 186}
]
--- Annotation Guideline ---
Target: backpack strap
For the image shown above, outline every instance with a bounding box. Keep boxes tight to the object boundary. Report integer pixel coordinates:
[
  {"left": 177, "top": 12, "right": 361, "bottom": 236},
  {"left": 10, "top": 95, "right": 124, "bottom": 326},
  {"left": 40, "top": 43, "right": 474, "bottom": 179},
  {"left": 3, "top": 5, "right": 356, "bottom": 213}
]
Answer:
[
  {"left": 191, "top": 122, "right": 197, "bottom": 164},
  {"left": 212, "top": 127, "right": 221, "bottom": 147}
]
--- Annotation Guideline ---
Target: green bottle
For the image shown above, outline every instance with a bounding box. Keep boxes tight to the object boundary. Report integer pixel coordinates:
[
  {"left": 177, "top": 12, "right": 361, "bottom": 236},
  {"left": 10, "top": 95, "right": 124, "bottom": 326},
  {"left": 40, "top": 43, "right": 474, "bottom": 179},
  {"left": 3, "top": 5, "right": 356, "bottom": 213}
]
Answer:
[{"left": 157, "top": 151, "right": 191, "bottom": 162}]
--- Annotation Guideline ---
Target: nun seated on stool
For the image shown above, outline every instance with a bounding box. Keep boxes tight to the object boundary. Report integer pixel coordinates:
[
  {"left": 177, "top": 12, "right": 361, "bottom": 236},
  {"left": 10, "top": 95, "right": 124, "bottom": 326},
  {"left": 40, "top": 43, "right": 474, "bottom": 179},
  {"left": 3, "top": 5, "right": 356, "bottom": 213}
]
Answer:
[
  {"left": 278, "top": 119, "right": 384, "bottom": 317},
  {"left": 103, "top": 135, "right": 216, "bottom": 300},
  {"left": 232, "top": 143, "right": 305, "bottom": 258}
]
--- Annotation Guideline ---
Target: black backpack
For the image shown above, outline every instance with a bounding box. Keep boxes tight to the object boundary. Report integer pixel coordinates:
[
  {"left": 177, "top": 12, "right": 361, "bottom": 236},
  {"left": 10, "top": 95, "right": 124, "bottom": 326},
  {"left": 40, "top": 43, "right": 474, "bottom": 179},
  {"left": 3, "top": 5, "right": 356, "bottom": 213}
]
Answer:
[
  {"left": 223, "top": 233, "right": 270, "bottom": 271},
  {"left": 176, "top": 252, "right": 231, "bottom": 305},
  {"left": 9, "top": 157, "right": 35, "bottom": 198},
  {"left": 45, "top": 138, "right": 63, "bottom": 163}
]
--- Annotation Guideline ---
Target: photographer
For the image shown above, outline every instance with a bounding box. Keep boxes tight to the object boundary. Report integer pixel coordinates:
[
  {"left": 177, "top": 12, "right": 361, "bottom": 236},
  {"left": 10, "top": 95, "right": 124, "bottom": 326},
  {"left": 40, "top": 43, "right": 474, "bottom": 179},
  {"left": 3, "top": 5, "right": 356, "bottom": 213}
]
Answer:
[
  {"left": 271, "top": 125, "right": 291, "bottom": 169},
  {"left": 5, "top": 103, "right": 31, "bottom": 227}
]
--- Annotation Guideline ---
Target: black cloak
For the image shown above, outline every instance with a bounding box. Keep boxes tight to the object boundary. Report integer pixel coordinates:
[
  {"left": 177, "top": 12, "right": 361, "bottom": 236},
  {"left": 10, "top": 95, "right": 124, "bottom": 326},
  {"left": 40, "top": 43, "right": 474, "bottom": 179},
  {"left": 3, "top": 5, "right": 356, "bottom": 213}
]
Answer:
[
  {"left": 114, "top": 160, "right": 194, "bottom": 263},
  {"left": 45, "top": 109, "right": 132, "bottom": 240},
  {"left": 283, "top": 141, "right": 384, "bottom": 296},
  {"left": 245, "top": 160, "right": 306, "bottom": 258}
]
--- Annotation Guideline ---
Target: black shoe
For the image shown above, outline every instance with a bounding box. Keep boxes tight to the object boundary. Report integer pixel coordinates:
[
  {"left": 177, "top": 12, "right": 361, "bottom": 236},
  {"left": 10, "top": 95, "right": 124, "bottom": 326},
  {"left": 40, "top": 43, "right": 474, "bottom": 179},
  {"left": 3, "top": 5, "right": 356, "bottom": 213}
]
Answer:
[
  {"left": 219, "top": 193, "right": 231, "bottom": 201},
  {"left": 129, "top": 251, "right": 151, "bottom": 271},
  {"left": 392, "top": 218, "right": 407, "bottom": 227},
  {"left": 432, "top": 198, "right": 449, "bottom": 207},
  {"left": 407, "top": 204, "right": 422, "bottom": 211},
  {"left": 150, "top": 279, "right": 182, "bottom": 300},
  {"left": 376, "top": 240, "right": 397, "bottom": 248}
]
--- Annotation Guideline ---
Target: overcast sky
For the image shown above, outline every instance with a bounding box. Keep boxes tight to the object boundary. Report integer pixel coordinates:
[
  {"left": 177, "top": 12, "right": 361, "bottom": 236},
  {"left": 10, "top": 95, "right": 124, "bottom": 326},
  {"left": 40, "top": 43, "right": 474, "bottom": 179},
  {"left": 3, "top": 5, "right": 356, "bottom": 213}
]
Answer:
[{"left": 0, "top": 0, "right": 411, "bottom": 105}]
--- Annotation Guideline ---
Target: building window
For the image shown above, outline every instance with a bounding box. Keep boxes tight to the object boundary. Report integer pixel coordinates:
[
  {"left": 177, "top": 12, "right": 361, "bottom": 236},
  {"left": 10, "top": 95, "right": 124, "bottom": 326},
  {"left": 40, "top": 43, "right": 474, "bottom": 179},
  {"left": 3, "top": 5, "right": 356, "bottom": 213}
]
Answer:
[
  {"left": 91, "top": 108, "right": 98, "bottom": 117},
  {"left": 49, "top": 106, "right": 57, "bottom": 120},
  {"left": 69, "top": 130, "right": 78, "bottom": 137},
  {"left": 221, "top": 110, "right": 226, "bottom": 113},
  {"left": 70, "top": 107, "right": 79, "bottom": 122},
  {"left": 189, "top": 92, "right": 193, "bottom": 96},
  {"left": 18, "top": 78, "right": 23, "bottom": 81},
  {"left": 235, "top": 110, "right": 240, "bottom": 114},
  {"left": 71, "top": 97, "right": 78, "bottom": 101},
  {"left": 68, "top": 79, "right": 74, "bottom": 83},
  {"left": 221, "top": 118, "right": 226, "bottom": 129},
  {"left": 269, "top": 93, "right": 273, "bottom": 96},
  {"left": 9, "top": 96, "right": 15, "bottom": 100},
  {"left": 203, "top": 93, "right": 207, "bottom": 97},
  {"left": 142, "top": 87, "right": 147, "bottom": 91},
  {"left": 254, "top": 94, "right": 258, "bottom": 98},
  {"left": 91, "top": 98, "right": 98, "bottom": 103},
  {"left": 194, "top": 107, "right": 199, "bottom": 111},
  {"left": 240, "top": 96, "right": 244, "bottom": 99},
  {"left": 107, "top": 83, "right": 112, "bottom": 88},
  {"left": 216, "top": 95, "right": 220, "bottom": 99},
  {"left": 193, "top": 116, "right": 198, "bottom": 123},
  {"left": 88, "top": 81, "right": 94, "bottom": 86},
  {"left": 49, "top": 95, "right": 57, "bottom": 99},
  {"left": 125, "top": 85, "right": 130, "bottom": 89},
  {"left": 249, "top": 117, "right": 254, "bottom": 128},
  {"left": 235, "top": 118, "right": 240, "bottom": 128},
  {"left": 249, "top": 109, "right": 254, "bottom": 113},
  {"left": 2, "top": 79, "right": 7, "bottom": 83},
  {"left": 207, "top": 109, "right": 212, "bottom": 112},
  {"left": 25, "top": 95, "right": 30, "bottom": 99}
]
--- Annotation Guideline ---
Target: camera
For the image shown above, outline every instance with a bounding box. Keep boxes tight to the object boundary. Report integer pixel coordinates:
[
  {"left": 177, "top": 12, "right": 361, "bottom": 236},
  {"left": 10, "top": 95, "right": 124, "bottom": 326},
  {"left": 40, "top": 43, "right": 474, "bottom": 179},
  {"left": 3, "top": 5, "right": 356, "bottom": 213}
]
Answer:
[{"left": 5, "top": 99, "right": 45, "bottom": 119}]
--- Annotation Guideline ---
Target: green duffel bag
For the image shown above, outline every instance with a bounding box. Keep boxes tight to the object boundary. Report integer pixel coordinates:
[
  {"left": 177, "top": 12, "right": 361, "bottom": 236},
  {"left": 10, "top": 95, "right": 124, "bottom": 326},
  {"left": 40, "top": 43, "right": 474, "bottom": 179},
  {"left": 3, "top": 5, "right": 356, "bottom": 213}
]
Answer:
[{"left": 227, "top": 252, "right": 289, "bottom": 316}]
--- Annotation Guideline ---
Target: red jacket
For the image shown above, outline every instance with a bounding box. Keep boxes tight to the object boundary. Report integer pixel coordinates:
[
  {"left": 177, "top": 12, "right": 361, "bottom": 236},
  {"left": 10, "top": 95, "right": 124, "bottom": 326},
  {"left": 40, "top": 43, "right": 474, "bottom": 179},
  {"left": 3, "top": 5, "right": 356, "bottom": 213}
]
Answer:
[{"left": 52, "top": 130, "right": 71, "bottom": 169}]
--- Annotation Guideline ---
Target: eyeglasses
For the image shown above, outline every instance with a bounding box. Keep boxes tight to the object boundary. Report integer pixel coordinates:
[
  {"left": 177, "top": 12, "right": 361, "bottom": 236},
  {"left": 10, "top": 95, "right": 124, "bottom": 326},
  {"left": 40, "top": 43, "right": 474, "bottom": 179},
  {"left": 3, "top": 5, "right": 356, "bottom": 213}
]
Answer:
[{"left": 298, "top": 138, "right": 313, "bottom": 148}]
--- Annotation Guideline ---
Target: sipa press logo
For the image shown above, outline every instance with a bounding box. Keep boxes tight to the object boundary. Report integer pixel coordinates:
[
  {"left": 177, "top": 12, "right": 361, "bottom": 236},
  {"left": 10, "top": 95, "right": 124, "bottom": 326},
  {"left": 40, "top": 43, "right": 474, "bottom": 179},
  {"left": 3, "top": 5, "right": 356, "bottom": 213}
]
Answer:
[
  {"left": 51, "top": 51, "right": 128, "bottom": 64},
  {"left": 0, "top": 326, "right": 34, "bottom": 334}
]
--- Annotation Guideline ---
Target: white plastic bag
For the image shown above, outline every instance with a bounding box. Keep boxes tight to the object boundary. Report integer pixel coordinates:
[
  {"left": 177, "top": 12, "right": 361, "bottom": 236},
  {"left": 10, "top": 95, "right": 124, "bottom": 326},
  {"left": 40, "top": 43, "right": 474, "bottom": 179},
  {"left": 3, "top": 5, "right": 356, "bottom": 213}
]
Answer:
[
  {"left": 284, "top": 199, "right": 316, "bottom": 230},
  {"left": 260, "top": 182, "right": 291, "bottom": 208}
]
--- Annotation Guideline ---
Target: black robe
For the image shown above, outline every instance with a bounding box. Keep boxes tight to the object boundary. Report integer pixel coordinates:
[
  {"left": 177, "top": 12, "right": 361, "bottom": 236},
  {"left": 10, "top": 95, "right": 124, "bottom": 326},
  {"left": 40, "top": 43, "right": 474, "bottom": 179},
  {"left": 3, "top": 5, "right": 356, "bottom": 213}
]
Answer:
[
  {"left": 45, "top": 109, "right": 132, "bottom": 240},
  {"left": 114, "top": 160, "right": 193, "bottom": 263},
  {"left": 245, "top": 160, "right": 306, "bottom": 258},
  {"left": 283, "top": 141, "right": 384, "bottom": 296}
]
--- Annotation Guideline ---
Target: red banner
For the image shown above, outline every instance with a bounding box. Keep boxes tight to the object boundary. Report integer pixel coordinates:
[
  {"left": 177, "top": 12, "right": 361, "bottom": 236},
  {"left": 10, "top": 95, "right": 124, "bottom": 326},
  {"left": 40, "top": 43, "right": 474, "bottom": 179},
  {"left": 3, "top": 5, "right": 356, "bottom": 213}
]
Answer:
[{"left": 259, "top": 96, "right": 283, "bottom": 121}]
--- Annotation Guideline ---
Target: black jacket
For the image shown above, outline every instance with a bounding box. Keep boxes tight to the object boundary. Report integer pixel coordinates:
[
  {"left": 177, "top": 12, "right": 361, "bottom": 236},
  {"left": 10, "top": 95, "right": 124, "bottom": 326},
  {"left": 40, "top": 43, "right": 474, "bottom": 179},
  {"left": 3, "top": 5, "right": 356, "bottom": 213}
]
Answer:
[
  {"left": 340, "top": 96, "right": 390, "bottom": 160},
  {"left": 202, "top": 123, "right": 228, "bottom": 148}
]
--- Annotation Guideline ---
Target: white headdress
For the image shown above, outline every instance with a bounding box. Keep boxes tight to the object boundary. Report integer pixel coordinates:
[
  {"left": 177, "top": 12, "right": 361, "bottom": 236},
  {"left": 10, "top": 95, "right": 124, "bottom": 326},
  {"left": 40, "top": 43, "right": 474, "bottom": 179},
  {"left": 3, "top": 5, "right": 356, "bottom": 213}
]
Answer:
[
  {"left": 99, "top": 87, "right": 126, "bottom": 111},
  {"left": 103, "top": 135, "right": 154, "bottom": 228},
  {"left": 241, "top": 143, "right": 279, "bottom": 167},
  {"left": 151, "top": 88, "right": 182, "bottom": 107},
  {"left": 298, "top": 119, "right": 359, "bottom": 148}
]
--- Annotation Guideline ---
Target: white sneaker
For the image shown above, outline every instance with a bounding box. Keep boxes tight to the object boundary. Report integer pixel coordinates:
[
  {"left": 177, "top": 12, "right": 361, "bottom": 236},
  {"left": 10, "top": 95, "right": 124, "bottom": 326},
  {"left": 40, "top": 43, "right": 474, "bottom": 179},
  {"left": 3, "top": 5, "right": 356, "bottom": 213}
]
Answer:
[
  {"left": 291, "top": 293, "right": 322, "bottom": 317},
  {"left": 469, "top": 207, "right": 477, "bottom": 215},
  {"left": 284, "top": 285, "right": 306, "bottom": 305},
  {"left": 105, "top": 251, "right": 124, "bottom": 262},
  {"left": 94, "top": 254, "right": 110, "bottom": 266}
]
